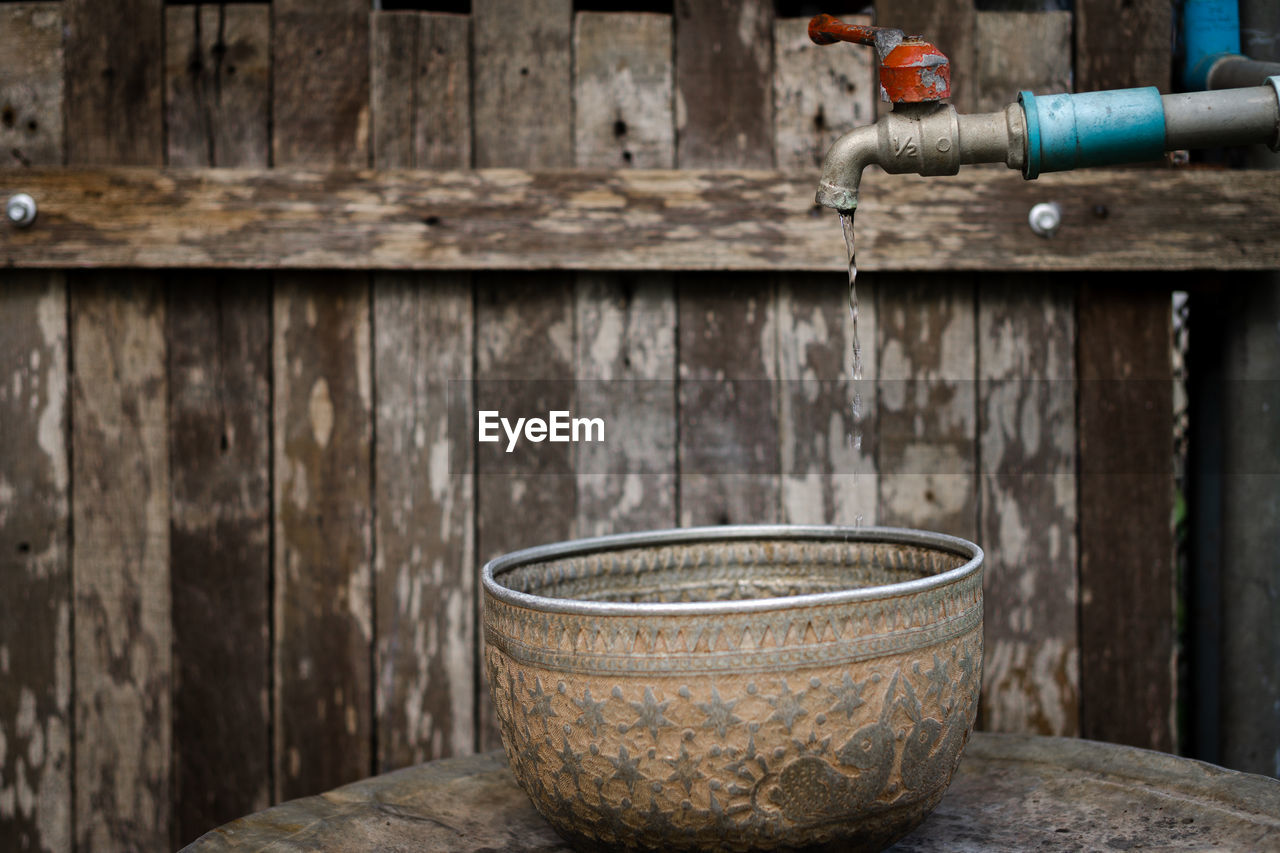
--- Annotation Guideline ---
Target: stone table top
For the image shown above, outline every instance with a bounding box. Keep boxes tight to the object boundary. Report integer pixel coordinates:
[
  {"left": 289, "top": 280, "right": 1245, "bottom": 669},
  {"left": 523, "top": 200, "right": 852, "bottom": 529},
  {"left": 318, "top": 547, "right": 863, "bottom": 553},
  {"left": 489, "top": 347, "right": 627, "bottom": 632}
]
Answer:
[{"left": 183, "top": 733, "right": 1280, "bottom": 852}]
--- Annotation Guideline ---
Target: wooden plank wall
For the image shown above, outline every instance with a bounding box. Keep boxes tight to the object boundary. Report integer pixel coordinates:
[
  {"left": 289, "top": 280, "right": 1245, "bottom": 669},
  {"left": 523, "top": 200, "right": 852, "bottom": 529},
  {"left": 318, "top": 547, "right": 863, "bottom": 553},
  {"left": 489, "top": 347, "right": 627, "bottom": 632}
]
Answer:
[{"left": 0, "top": 1, "right": 1185, "bottom": 849}]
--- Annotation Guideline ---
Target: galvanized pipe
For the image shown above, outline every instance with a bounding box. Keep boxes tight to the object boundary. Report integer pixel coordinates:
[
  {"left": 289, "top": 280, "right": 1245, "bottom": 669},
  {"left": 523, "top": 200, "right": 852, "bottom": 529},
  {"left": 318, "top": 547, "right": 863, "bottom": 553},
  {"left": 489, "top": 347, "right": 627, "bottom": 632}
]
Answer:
[
  {"left": 1207, "top": 54, "right": 1280, "bottom": 89},
  {"left": 1163, "top": 85, "right": 1280, "bottom": 150}
]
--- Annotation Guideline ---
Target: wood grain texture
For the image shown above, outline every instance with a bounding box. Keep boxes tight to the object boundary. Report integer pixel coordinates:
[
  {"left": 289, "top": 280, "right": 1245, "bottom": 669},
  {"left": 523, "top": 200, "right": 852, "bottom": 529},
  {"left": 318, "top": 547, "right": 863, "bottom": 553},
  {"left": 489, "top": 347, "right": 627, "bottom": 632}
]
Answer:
[
  {"left": 0, "top": 4, "right": 63, "bottom": 168},
  {"left": 777, "top": 272, "right": 878, "bottom": 526},
  {"left": 64, "top": 1, "right": 170, "bottom": 848},
  {"left": 773, "top": 14, "right": 873, "bottom": 173},
  {"left": 71, "top": 279, "right": 171, "bottom": 851},
  {"left": 472, "top": 0, "right": 572, "bottom": 169},
  {"left": 972, "top": 10, "right": 1079, "bottom": 739},
  {"left": 371, "top": 9, "right": 476, "bottom": 772},
  {"left": 675, "top": 0, "right": 774, "bottom": 169},
  {"left": 574, "top": 12, "right": 674, "bottom": 170},
  {"left": 0, "top": 9, "right": 68, "bottom": 852},
  {"left": 167, "top": 280, "right": 272, "bottom": 846},
  {"left": 874, "top": 0, "right": 976, "bottom": 113},
  {"left": 272, "top": 0, "right": 370, "bottom": 168},
  {"left": 64, "top": 0, "right": 164, "bottom": 165},
  {"left": 164, "top": 7, "right": 272, "bottom": 844},
  {"left": 1078, "top": 283, "right": 1175, "bottom": 752},
  {"left": 272, "top": 0, "right": 373, "bottom": 801},
  {"left": 676, "top": 0, "right": 779, "bottom": 527},
  {"left": 272, "top": 276, "right": 374, "bottom": 798},
  {"left": 977, "top": 278, "right": 1079, "bottom": 736},
  {"left": 373, "top": 275, "right": 475, "bottom": 769},
  {"left": 877, "top": 275, "right": 978, "bottom": 541},
  {"left": 474, "top": 273, "right": 576, "bottom": 750},
  {"left": 165, "top": 4, "right": 270, "bottom": 169},
  {"left": 473, "top": 0, "right": 576, "bottom": 752},
  {"left": 1075, "top": 0, "right": 1175, "bottom": 753},
  {"left": 1076, "top": 0, "right": 1173, "bottom": 93},
  {"left": 7, "top": 167, "right": 1279, "bottom": 272},
  {"left": 573, "top": 12, "right": 677, "bottom": 536},
  {"left": 677, "top": 273, "right": 780, "bottom": 526},
  {"left": 0, "top": 275, "right": 70, "bottom": 853},
  {"left": 972, "top": 11, "right": 1072, "bottom": 113}
]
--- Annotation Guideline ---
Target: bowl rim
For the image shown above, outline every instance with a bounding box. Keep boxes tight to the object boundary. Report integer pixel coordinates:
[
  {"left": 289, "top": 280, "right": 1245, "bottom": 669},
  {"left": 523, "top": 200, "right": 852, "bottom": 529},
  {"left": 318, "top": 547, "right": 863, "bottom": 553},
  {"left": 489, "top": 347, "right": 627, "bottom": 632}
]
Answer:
[{"left": 482, "top": 524, "right": 983, "bottom": 617}]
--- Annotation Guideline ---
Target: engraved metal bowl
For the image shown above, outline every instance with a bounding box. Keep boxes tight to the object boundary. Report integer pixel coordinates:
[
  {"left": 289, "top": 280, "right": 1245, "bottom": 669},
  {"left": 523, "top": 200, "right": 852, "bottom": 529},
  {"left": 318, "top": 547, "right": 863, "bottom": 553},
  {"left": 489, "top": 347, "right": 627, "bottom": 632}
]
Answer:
[{"left": 482, "top": 525, "right": 984, "bottom": 852}]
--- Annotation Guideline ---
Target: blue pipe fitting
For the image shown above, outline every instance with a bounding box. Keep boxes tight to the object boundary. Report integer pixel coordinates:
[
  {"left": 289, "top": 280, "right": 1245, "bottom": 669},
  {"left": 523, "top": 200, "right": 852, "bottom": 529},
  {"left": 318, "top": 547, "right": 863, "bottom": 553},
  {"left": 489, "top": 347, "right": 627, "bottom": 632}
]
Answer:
[
  {"left": 1182, "top": 0, "right": 1241, "bottom": 91},
  {"left": 1019, "top": 88, "right": 1167, "bottom": 179}
]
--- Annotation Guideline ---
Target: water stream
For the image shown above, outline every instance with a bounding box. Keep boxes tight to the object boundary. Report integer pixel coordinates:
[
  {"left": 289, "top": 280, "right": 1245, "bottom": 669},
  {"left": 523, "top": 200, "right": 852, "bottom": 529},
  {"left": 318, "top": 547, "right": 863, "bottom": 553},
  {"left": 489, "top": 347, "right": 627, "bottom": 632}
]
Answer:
[{"left": 839, "top": 210, "right": 864, "bottom": 525}]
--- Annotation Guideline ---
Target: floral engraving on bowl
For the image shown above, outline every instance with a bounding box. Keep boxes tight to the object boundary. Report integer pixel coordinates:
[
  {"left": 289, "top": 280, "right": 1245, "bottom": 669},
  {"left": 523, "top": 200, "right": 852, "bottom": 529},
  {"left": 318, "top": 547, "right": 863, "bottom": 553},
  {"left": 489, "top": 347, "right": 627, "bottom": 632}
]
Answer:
[{"left": 486, "top": 629, "right": 981, "bottom": 850}]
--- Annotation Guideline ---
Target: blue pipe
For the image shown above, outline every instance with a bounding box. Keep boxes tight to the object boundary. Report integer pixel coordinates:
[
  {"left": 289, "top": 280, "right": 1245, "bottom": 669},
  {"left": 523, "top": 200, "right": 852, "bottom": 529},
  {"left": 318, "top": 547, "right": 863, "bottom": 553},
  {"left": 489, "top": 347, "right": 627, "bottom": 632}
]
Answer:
[
  {"left": 1019, "top": 88, "right": 1168, "bottom": 179},
  {"left": 1182, "top": 0, "right": 1242, "bottom": 91}
]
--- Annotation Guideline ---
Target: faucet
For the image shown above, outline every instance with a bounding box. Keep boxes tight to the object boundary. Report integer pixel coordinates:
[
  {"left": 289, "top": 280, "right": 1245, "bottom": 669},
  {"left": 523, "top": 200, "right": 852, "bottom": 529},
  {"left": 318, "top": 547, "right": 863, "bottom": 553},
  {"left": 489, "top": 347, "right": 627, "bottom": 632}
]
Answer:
[{"left": 810, "top": 13, "right": 1280, "bottom": 213}]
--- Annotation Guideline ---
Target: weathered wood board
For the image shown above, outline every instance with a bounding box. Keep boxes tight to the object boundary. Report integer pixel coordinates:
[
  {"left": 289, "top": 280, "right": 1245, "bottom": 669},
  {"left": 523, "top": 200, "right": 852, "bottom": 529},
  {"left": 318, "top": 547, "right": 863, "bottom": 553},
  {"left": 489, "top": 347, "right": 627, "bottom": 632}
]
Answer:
[
  {"left": 168, "top": 278, "right": 273, "bottom": 846},
  {"left": 64, "top": 2, "right": 172, "bottom": 849},
  {"left": 977, "top": 279, "right": 1079, "bottom": 736},
  {"left": 72, "top": 279, "right": 172, "bottom": 851},
  {"left": 972, "top": 10, "right": 1080, "bottom": 739},
  {"left": 1078, "top": 283, "right": 1175, "bottom": 752},
  {"left": 1074, "top": 0, "right": 1177, "bottom": 753},
  {"left": 0, "top": 7, "right": 69, "bottom": 853},
  {"left": 165, "top": 4, "right": 270, "bottom": 169},
  {"left": 876, "top": 275, "right": 978, "bottom": 541},
  {"left": 573, "top": 12, "right": 678, "bottom": 536},
  {"left": 371, "top": 9, "right": 476, "bottom": 772},
  {"left": 271, "top": 0, "right": 374, "bottom": 801},
  {"left": 472, "top": 0, "right": 576, "bottom": 752},
  {"left": 676, "top": 0, "right": 779, "bottom": 527},
  {"left": 0, "top": 275, "right": 70, "bottom": 853},
  {"left": 5, "top": 167, "right": 1279, "bottom": 272},
  {"left": 0, "top": 4, "right": 63, "bottom": 168},
  {"left": 164, "top": 7, "right": 273, "bottom": 845}
]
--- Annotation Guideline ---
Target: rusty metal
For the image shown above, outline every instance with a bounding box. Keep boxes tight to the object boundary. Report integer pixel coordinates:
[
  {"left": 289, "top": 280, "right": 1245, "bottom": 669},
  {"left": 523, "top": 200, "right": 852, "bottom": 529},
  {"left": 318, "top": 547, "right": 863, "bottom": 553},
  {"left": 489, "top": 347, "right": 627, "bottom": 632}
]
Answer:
[{"left": 809, "top": 13, "right": 951, "bottom": 104}]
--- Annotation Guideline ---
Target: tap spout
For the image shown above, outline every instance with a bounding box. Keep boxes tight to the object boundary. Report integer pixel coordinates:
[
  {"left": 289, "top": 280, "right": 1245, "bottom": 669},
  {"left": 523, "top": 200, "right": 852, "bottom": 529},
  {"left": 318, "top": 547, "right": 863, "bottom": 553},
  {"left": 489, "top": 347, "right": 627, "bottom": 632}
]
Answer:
[{"left": 815, "top": 102, "right": 1027, "bottom": 212}]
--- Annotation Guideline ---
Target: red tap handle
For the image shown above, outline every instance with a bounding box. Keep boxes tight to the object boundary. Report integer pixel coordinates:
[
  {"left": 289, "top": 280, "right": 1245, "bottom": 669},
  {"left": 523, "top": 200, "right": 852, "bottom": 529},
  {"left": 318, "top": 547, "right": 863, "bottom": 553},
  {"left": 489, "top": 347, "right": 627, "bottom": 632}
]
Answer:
[
  {"left": 808, "top": 13, "right": 886, "bottom": 47},
  {"left": 808, "top": 13, "right": 951, "bottom": 104}
]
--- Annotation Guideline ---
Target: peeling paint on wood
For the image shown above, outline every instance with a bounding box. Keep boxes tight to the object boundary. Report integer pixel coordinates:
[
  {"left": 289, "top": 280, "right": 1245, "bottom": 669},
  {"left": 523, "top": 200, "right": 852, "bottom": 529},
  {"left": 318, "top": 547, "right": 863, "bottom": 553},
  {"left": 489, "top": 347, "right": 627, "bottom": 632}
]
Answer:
[
  {"left": 272, "top": 276, "right": 374, "bottom": 799},
  {"left": 573, "top": 11, "right": 677, "bottom": 537},
  {"left": 72, "top": 279, "right": 171, "bottom": 851},
  {"left": 271, "top": 0, "right": 374, "bottom": 801},
  {"left": 0, "top": 8, "right": 69, "bottom": 852},
  {"left": 371, "top": 8, "right": 477, "bottom": 773},
  {"left": 977, "top": 278, "right": 1079, "bottom": 736},
  {"left": 877, "top": 275, "right": 978, "bottom": 541},
  {"left": 374, "top": 275, "right": 475, "bottom": 769},
  {"left": 0, "top": 275, "right": 70, "bottom": 853}
]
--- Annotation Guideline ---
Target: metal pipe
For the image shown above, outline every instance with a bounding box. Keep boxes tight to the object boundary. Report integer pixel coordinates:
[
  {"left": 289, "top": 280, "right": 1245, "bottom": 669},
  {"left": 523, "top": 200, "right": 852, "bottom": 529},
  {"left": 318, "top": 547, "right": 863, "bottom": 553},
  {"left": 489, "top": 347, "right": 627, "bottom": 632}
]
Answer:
[
  {"left": 1207, "top": 54, "right": 1280, "bottom": 89},
  {"left": 1163, "top": 85, "right": 1280, "bottom": 150}
]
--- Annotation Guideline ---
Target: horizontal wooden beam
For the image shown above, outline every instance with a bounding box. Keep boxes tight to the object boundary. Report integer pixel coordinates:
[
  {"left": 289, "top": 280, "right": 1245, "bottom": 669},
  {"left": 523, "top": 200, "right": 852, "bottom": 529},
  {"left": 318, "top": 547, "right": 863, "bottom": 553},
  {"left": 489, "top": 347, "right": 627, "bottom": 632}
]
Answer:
[{"left": 2, "top": 167, "right": 1278, "bottom": 271}]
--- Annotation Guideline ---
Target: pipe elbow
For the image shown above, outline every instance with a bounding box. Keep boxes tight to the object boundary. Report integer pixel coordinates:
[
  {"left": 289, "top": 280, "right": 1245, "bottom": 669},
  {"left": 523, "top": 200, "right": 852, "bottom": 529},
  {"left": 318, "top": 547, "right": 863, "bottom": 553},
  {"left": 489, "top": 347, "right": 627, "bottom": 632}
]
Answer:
[{"left": 815, "top": 124, "right": 879, "bottom": 212}]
